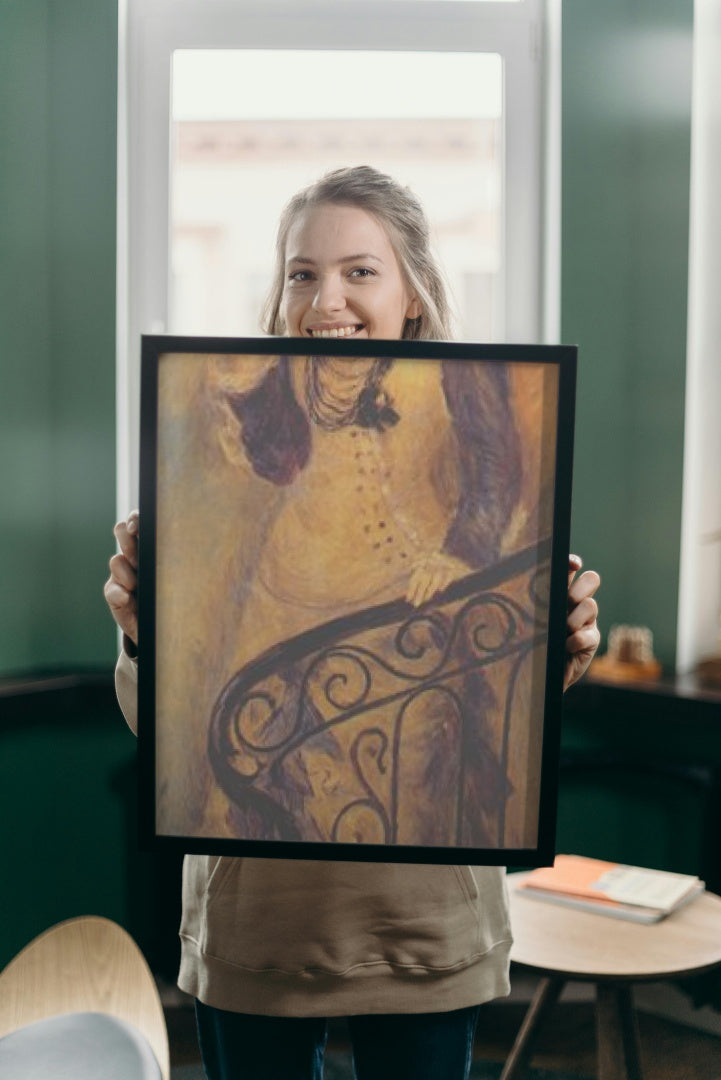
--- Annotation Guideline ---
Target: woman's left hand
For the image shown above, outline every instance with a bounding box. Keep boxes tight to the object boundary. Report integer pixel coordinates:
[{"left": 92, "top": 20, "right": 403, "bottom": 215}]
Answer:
[{"left": 564, "top": 554, "right": 601, "bottom": 691}]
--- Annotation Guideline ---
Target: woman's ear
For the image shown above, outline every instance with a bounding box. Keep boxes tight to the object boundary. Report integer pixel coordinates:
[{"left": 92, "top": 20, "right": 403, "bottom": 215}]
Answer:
[{"left": 406, "top": 296, "right": 422, "bottom": 320}]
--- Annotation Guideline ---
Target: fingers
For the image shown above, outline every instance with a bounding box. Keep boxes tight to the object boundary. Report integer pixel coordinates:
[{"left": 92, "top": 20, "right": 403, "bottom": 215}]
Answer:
[
  {"left": 408, "top": 567, "right": 450, "bottom": 608},
  {"left": 103, "top": 576, "right": 138, "bottom": 643},
  {"left": 563, "top": 557, "right": 601, "bottom": 690},
  {"left": 405, "top": 553, "right": 469, "bottom": 608},
  {"left": 105, "top": 511, "right": 140, "bottom": 645},
  {"left": 568, "top": 567, "right": 601, "bottom": 609},
  {"left": 108, "top": 550, "right": 137, "bottom": 592},
  {"left": 565, "top": 623, "right": 601, "bottom": 658},
  {"left": 406, "top": 578, "right": 423, "bottom": 608},
  {"left": 566, "top": 592, "right": 599, "bottom": 636},
  {"left": 407, "top": 566, "right": 436, "bottom": 608},
  {"left": 563, "top": 627, "right": 601, "bottom": 690},
  {"left": 567, "top": 553, "right": 583, "bottom": 588},
  {"left": 103, "top": 576, "right": 135, "bottom": 618},
  {"left": 567, "top": 569, "right": 601, "bottom": 651},
  {"left": 113, "top": 510, "right": 139, "bottom": 568}
]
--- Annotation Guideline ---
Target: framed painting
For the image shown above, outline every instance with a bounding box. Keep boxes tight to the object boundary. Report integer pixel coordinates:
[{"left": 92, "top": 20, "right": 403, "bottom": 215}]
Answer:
[{"left": 137, "top": 336, "right": 576, "bottom": 865}]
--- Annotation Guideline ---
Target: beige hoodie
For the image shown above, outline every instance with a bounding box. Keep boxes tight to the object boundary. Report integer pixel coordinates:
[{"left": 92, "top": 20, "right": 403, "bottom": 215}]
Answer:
[{"left": 116, "top": 650, "right": 512, "bottom": 1016}]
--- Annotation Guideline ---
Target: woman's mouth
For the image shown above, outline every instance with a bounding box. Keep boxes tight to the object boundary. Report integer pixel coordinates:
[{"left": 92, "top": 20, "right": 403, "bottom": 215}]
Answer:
[{"left": 307, "top": 324, "right": 364, "bottom": 339}]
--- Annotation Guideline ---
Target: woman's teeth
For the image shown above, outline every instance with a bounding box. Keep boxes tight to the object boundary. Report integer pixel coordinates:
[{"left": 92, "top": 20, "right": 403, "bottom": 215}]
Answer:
[{"left": 310, "top": 325, "right": 360, "bottom": 338}]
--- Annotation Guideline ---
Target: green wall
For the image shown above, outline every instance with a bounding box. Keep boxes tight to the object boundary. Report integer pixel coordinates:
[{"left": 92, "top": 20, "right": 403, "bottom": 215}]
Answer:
[
  {"left": 563, "top": 0, "right": 693, "bottom": 669},
  {"left": 0, "top": 0, "right": 118, "bottom": 675}
]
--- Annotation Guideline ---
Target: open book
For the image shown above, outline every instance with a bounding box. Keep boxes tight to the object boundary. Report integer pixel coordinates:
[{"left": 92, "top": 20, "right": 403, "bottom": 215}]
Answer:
[{"left": 515, "top": 854, "right": 705, "bottom": 923}]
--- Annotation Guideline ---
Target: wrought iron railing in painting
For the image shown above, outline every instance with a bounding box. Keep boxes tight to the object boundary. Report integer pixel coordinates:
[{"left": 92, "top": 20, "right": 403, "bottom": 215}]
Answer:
[{"left": 209, "top": 539, "right": 552, "bottom": 851}]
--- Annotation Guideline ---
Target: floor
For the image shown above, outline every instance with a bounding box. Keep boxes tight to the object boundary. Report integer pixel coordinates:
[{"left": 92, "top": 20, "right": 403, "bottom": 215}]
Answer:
[
  {"left": 474, "top": 999, "right": 721, "bottom": 1079},
  {"left": 165, "top": 983, "right": 721, "bottom": 1079}
]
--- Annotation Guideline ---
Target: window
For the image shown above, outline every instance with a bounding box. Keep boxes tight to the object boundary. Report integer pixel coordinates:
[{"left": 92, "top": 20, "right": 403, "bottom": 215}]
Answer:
[
  {"left": 169, "top": 49, "right": 503, "bottom": 340},
  {"left": 118, "top": 0, "right": 557, "bottom": 509}
]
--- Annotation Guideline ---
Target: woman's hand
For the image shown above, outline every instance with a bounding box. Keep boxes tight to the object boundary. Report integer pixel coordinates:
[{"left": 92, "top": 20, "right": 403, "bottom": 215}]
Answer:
[
  {"left": 103, "top": 510, "right": 139, "bottom": 647},
  {"left": 406, "top": 551, "right": 470, "bottom": 608},
  {"left": 564, "top": 554, "right": 601, "bottom": 691}
]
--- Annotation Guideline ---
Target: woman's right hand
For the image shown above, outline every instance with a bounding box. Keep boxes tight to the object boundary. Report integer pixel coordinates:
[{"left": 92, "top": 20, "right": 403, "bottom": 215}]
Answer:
[{"left": 103, "top": 510, "right": 139, "bottom": 646}]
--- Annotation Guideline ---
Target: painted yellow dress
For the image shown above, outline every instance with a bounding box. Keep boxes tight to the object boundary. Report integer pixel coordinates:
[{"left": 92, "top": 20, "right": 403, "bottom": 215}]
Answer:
[{"left": 231, "top": 357, "right": 463, "bottom": 656}]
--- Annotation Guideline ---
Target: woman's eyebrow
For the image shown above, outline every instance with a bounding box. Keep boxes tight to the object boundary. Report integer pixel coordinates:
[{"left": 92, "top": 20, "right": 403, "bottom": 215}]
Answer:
[
  {"left": 286, "top": 253, "right": 384, "bottom": 266},
  {"left": 339, "top": 253, "right": 384, "bottom": 264}
]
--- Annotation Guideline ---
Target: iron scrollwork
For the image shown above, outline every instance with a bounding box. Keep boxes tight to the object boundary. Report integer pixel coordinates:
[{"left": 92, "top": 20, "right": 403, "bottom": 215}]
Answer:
[{"left": 209, "top": 540, "right": 553, "bottom": 849}]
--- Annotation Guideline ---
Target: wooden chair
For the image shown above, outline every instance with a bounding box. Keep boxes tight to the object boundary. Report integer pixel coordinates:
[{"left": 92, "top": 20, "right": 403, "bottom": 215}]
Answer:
[{"left": 0, "top": 915, "right": 169, "bottom": 1079}]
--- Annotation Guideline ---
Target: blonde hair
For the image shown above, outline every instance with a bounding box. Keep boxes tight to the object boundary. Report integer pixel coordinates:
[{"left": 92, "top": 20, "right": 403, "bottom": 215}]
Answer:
[{"left": 262, "top": 166, "right": 453, "bottom": 341}]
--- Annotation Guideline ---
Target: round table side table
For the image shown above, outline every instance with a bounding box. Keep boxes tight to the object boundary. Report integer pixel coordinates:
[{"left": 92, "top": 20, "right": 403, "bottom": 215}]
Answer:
[{"left": 502, "top": 873, "right": 721, "bottom": 1080}]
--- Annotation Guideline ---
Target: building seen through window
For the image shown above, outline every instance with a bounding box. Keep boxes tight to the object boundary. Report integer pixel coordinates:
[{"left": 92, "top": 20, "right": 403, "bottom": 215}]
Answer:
[{"left": 170, "top": 50, "right": 503, "bottom": 341}]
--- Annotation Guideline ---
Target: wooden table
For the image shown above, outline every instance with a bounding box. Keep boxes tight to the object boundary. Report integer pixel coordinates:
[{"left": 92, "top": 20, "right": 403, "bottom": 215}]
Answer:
[{"left": 503, "top": 873, "right": 721, "bottom": 1080}]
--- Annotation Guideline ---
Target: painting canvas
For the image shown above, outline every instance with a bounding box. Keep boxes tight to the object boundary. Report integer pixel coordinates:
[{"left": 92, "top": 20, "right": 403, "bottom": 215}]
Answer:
[{"left": 138, "top": 336, "right": 576, "bottom": 865}]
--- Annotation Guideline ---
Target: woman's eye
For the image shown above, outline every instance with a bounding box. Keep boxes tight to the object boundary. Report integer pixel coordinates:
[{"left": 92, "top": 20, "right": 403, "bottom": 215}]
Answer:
[
  {"left": 288, "top": 270, "right": 313, "bottom": 283},
  {"left": 349, "top": 267, "right": 375, "bottom": 279}
]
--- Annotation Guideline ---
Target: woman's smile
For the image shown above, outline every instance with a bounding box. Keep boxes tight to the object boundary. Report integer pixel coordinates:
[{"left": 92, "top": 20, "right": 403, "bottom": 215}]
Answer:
[{"left": 307, "top": 323, "right": 365, "bottom": 339}]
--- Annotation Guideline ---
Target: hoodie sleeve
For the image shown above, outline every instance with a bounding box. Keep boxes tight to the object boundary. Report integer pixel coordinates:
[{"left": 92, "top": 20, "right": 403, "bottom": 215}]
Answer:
[{"left": 115, "top": 645, "right": 139, "bottom": 736}]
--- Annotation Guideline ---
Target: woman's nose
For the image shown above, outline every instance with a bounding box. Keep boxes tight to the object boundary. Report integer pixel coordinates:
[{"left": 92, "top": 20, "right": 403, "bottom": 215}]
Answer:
[{"left": 312, "top": 274, "right": 345, "bottom": 314}]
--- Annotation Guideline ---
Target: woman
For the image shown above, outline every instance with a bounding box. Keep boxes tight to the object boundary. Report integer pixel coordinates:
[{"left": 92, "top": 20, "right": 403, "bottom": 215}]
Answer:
[{"left": 106, "top": 166, "right": 601, "bottom": 1080}]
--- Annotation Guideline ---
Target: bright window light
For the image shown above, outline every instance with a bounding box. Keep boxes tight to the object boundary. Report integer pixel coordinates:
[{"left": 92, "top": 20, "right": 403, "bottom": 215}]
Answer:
[{"left": 170, "top": 50, "right": 503, "bottom": 341}]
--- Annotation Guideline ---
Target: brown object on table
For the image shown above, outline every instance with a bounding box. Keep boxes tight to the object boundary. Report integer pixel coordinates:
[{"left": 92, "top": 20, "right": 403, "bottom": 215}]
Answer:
[
  {"left": 502, "top": 873, "right": 721, "bottom": 1080},
  {"left": 591, "top": 655, "right": 663, "bottom": 683},
  {"left": 591, "top": 624, "right": 662, "bottom": 683}
]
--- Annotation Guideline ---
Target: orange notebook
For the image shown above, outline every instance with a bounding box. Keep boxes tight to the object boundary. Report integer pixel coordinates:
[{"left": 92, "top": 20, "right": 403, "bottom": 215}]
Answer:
[{"left": 515, "top": 854, "right": 704, "bottom": 923}]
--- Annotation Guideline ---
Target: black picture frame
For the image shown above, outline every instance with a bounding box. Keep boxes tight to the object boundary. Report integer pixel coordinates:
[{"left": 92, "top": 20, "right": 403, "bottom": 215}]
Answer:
[{"left": 138, "top": 335, "right": 576, "bottom": 866}]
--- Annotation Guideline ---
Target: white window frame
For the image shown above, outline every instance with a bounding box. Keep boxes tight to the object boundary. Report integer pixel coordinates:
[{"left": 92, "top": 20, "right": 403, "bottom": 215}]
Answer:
[
  {"left": 676, "top": 0, "right": 721, "bottom": 674},
  {"left": 117, "top": 0, "right": 559, "bottom": 512}
]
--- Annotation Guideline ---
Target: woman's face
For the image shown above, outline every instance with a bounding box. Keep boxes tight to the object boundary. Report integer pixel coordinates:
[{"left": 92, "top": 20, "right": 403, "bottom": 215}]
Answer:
[{"left": 281, "top": 203, "right": 421, "bottom": 341}]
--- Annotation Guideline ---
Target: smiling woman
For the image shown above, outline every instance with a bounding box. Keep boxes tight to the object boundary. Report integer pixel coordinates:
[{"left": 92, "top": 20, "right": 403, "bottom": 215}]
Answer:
[{"left": 116, "top": 318, "right": 594, "bottom": 1079}]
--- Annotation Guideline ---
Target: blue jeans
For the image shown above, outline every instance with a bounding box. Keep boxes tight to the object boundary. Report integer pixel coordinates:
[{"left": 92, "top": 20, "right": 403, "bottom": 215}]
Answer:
[{"left": 195, "top": 1000, "right": 481, "bottom": 1080}]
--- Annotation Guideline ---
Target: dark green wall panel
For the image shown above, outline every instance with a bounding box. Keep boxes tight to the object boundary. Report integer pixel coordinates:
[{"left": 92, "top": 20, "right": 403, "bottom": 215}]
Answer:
[
  {"left": 563, "top": 0, "right": 693, "bottom": 668},
  {"left": 47, "top": 2, "right": 119, "bottom": 667},
  {"left": 0, "top": 699, "right": 133, "bottom": 966},
  {"left": 0, "top": 3, "right": 54, "bottom": 669},
  {"left": 560, "top": 682, "right": 721, "bottom": 887},
  {"left": 0, "top": 684, "right": 183, "bottom": 976},
  {"left": 0, "top": 0, "right": 118, "bottom": 674}
]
